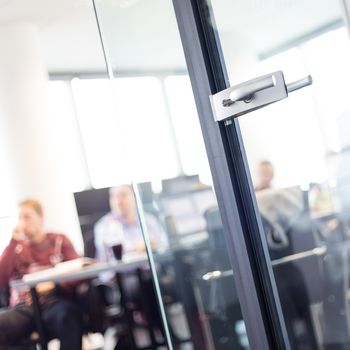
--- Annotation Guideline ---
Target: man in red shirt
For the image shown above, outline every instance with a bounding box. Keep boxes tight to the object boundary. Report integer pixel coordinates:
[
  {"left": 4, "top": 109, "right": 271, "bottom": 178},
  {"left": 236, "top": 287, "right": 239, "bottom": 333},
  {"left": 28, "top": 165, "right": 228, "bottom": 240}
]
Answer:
[{"left": 0, "top": 199, "right": 83, "bottom": 349}]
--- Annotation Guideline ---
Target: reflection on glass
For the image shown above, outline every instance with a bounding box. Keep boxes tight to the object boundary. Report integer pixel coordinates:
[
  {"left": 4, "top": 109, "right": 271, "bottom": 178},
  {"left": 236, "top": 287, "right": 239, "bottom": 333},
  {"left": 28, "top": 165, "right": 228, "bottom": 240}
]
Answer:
[
  {"left": 92, "top": 0, "right": 249, "bottom": 349},
  {"left": 212, "top": 0, "right": 350, "bottom": 348}
]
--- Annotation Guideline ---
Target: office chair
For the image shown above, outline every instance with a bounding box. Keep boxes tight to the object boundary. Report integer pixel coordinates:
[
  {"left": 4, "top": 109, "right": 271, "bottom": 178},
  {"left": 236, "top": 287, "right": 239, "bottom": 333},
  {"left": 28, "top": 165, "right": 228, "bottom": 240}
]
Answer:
[
  {"left": 315, "top": 216, "right": 350, "bottom": 349},
  {"left": 137, "top": 182, "right": 160, "bottom": 218},
  {"left": 204, "top": 206, "right": 232, "bottom": 270},
  {"left": 115, "top": 268, "right": 168, "bottom": 350},
  {"left": 0, "top": 286, "right": 9, "bottom": 309},
  {"left": 202, "top": 207, "right": 246, "bottom": 349},
  {"left": 161, "top": 175, "right": 201, "bottom": 195},
  {"left": 81, "top": 229, "right": 96, "bottom": 259},
  {"left": 270, "top": 215, "right": 321, "bottom": 349},
  {"left": 172, "top": 248, "right": 211, "bottom": 350}
]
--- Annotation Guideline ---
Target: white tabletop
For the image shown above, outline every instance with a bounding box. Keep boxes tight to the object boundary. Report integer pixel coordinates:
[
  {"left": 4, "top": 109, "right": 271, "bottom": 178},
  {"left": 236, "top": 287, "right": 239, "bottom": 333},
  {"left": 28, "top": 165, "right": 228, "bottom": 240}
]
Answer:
[{"left": 10, "top": 256, "right": 148, "bottom": 290}]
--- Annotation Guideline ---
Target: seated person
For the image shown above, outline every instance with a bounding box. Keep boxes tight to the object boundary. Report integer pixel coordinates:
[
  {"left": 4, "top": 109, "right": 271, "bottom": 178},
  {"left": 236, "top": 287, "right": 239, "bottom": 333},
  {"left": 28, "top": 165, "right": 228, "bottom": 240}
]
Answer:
[
  {"left": 94, "top": 184, "right": 167, "bottom": 263},
  {"left": 256, "top": 186, "right": 304, "bottom": 251},
  {"left": 0, "top": 199, "right": 83, "bottom": 350},
  {"left": 254, "top": 160, "right": 274, "bottom": 192},
  {"left": 93, "top": 185, "right": 168, "bottom": 338}
]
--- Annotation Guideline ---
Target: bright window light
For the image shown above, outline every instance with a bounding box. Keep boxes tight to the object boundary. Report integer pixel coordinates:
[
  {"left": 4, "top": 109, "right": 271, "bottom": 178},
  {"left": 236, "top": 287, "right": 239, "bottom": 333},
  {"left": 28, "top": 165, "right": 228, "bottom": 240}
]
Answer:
[
  {"left": 164, "top": 75, "right": 212, "bottom": 184},
  {"left": 71, "top": 77, "right": 180, "bottom": 188},
  {"left": 45, "top": 81, "right": 90, "bottom": 192},
  {"left": 240, "top": 27, "right": 350, "bottom": 188}
]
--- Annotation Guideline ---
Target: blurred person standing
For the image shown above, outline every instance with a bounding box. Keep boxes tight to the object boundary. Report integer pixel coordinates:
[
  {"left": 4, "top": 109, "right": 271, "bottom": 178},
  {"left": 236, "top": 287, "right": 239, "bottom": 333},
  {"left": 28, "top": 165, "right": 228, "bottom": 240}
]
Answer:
[{"left": 0, "top": 199, "right": 83, "bottom": 350}]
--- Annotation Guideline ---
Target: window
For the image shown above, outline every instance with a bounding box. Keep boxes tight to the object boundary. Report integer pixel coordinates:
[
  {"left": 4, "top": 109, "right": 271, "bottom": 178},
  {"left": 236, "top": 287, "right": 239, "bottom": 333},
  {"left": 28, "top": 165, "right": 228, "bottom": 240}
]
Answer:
[{"left": 164, "top": 75, "right": 212, "bottom": 184}]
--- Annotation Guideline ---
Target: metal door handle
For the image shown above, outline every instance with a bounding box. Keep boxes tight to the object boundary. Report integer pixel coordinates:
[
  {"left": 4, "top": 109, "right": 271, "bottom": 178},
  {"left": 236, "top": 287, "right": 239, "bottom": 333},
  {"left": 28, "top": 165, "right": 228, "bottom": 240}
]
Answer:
[
  {"left": 286, "top": 75, "right": 313, "bottom": 93},
  {"left": 223, "top": 75, "right": 276, "bottom": 106},
  {"left": 210, "top": 71, "right": 313, "bottom": 122}
]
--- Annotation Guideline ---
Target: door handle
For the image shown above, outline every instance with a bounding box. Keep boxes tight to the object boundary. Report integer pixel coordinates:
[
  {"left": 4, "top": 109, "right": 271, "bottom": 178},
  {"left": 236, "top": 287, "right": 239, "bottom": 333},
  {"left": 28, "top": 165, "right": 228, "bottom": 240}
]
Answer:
[
  {"left": 286, "top": 75, "right": 313, "bottom": 93},
  {"left": 223, "top": 75, "right": 276, "bottom": 106},
  {"left": 210, "top": 71, "right": 313, "bottom": 122}
]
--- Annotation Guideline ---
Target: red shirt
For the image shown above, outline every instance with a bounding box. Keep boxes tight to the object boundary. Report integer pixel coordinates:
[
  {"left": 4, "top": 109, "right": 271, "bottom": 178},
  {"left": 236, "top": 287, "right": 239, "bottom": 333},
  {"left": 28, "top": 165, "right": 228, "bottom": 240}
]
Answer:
[{"left": 0, "top": 233, "right": 80, "bottom": 305}]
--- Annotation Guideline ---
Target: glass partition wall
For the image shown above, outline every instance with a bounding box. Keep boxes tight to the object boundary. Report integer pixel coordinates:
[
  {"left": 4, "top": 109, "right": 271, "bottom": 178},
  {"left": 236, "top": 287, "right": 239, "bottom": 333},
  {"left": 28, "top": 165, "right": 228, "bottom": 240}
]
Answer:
[
  {"left": 5, "top": 0, "right": 350, "bottom": 348},
  {"left": 206, "top": 0, "right": 350, "bottom": 349},
  {"left": 3, "top": 0, "right": 348, "bottom": 348},
  {"left": 92, "top": 1, "right": 248, "bottom": 349},
  {"left": 92, "top": 0, "right": 350, "bottom": 348}
]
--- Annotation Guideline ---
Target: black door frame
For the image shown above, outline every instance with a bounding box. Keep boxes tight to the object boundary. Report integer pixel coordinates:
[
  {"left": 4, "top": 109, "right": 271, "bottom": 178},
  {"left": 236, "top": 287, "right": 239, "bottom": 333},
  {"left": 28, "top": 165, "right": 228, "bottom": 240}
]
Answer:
[{"left": 172, "top": 0, "right": 290, "bottom": 349}]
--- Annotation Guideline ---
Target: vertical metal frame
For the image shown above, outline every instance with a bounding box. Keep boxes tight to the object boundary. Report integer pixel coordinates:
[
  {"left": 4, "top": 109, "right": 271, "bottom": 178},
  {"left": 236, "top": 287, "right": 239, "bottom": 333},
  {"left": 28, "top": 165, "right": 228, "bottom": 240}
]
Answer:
[{"left": 172, "top": 0, "right": 290, "bottom": 349}]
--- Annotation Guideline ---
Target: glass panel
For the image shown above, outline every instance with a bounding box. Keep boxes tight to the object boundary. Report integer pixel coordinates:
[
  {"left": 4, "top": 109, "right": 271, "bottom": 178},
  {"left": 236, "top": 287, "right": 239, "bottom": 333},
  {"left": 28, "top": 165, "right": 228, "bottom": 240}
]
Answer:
[
  {"left": 92, "top": 1, "right": 249, "bottom": 349},
  {"left": 211, "top": 0, "right": 350, "bottom": 348}
]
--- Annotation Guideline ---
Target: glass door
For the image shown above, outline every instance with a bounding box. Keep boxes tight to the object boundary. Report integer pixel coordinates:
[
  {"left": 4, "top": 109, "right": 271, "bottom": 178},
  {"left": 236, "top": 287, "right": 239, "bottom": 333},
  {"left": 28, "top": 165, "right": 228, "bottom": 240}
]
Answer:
[
  {"left": 90, "top": 1, "right": 255, "bottom": 349},
  {"left": 196, "top": 0, "right": 350, "bottom": 349}
]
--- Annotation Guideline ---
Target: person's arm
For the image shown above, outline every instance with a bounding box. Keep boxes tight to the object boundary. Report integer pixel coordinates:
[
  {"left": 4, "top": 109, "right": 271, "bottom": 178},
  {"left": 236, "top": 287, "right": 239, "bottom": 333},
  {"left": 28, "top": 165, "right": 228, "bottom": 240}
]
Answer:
[
  {"left": 0, "top": 226, "right": 24, "bottom": 287},
  {"left": 60, "top": 234, "right": 80, "bottom": 261},
  {"left": 0, "top": 239, "right": 18, "bottom": 287}
]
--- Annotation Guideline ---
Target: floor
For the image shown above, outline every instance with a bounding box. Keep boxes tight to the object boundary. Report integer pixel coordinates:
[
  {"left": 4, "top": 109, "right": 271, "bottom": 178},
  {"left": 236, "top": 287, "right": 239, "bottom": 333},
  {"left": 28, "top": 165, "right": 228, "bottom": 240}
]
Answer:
[{"left": 47, "top": 303, "right": 193, "bottom": 350}]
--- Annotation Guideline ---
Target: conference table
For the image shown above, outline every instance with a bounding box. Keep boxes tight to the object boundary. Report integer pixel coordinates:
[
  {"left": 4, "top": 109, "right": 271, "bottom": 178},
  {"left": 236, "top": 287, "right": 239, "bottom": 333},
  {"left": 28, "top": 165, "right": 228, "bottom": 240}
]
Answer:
[{"left": 10, "top": 256, "right": 149, "bottom": 350}]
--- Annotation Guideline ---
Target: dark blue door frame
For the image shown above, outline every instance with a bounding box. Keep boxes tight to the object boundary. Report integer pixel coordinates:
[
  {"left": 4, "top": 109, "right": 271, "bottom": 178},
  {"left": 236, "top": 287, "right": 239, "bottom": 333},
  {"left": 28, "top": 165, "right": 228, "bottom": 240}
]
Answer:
[{"left": 172, "top": 0, "right": 290, "bottom": 349}]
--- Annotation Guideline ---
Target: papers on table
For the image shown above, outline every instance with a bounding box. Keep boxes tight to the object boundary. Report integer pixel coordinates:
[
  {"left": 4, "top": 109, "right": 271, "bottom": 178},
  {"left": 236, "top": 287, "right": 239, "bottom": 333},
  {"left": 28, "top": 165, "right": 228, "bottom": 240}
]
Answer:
[
  {"left": 15, "top": 255, "right": 149, "bottom": 288},
  {"left": 122, "top": 252, "right": 148, "bottom": 264},
  {"left": 23, "top": 257, "right": 95, "bottom": 282}
]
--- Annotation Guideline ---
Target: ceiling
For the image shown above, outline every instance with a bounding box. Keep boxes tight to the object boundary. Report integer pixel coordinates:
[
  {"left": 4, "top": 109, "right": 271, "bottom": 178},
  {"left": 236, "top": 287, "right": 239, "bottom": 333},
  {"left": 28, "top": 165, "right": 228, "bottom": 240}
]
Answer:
[
  {"left": 0, "top": 0, "right": 106, "bottom": 74},
  {"left": 212, "top": 0, "right": 344, "bottom": 56},
  {"left": 0, "top": 0, "right": 345, "bottom": 75}
]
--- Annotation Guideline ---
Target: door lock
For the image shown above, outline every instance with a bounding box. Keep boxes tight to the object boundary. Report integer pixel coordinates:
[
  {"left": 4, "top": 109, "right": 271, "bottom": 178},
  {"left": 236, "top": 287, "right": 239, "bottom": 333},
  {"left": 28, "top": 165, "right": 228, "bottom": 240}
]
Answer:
[{"left": 210, "top": 71, "right": 313, "bottom": 122}]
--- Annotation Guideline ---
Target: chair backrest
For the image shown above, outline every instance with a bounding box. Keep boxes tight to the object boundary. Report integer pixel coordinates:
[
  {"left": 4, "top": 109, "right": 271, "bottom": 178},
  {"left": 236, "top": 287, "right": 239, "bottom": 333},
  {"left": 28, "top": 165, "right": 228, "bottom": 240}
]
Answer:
[
  {"left": 204, "top": 206, "right": 232, "bottom": 270},
  {"left": 159, "top": 188, "right": 216, "bottom": 238},
  {"left": 284, "top": 216, "right": 325, "bottom": 304},
  {"left": 161, "top": 175, "right": 201, "bottom": 195},
  {"left": 0, "top": 286, "right": 9, "bottom": 308},
  {"left": 74, "top": 187, "right": 111, "bottom": 258},
  {"left": 82, "top": 230, "right": 96, "bottom": 258},
  {"left": 287, "top": 215, "right": 321, "bottom": 252}
]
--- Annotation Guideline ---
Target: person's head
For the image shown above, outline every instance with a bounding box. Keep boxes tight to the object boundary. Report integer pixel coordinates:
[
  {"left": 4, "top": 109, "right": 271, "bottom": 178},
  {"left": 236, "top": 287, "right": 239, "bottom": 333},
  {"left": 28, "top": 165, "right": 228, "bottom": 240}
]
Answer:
[
  {"left": 109, "top": 185, "right": 137, "bottom": 218},
  {"left": 18, "top": 199, "right": 44, "bottom": 241},
  {"left": 256, "top": 160, "right": 274, "bottom": 191}
]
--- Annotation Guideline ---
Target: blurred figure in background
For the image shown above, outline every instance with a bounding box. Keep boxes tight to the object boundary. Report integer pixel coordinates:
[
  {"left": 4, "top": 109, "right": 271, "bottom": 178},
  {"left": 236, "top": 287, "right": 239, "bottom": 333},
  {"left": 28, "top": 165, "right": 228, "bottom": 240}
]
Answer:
[
  {"left": 0, "top": 199, "right": 82, "bottom": 350},
  {"left": 94, "top": 185, "right": 169, "bottom": 348},
  {"left": 255, "top": 160, "right": 274, "bottom": 192},
  {"left": 94, "top": 184, "right": 167, "bottom": 263}
]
